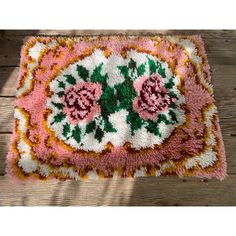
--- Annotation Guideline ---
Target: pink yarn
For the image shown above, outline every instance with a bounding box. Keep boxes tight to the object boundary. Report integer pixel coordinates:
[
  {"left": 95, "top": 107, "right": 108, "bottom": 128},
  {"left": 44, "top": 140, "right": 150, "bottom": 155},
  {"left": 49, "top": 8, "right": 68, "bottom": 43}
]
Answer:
[
  {"left": 7, "top": 36, "right": 226, "bottom": 180},
  {"left": 133, "top": 73, "right": 174, "bottom": 120},
  {"left": 62, "top": 82, "right": 102, "bottom": 124}
]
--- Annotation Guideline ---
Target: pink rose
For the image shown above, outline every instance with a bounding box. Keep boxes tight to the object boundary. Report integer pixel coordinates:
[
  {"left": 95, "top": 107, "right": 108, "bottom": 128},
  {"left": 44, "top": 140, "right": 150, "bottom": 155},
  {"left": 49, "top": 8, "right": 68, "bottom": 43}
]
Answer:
[
  {"left": 133, "top": 73, "right": 175, "bottom": 120},
  {"left": 62, "top": 82, "right": 102, "bottom": 125}
]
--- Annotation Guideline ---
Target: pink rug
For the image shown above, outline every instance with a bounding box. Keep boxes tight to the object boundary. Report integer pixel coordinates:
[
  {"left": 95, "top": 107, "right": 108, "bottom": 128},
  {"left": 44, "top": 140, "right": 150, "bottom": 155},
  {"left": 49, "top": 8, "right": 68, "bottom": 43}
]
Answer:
[{"left": 6, "top": 36, "right": 226, "bottom": 181}]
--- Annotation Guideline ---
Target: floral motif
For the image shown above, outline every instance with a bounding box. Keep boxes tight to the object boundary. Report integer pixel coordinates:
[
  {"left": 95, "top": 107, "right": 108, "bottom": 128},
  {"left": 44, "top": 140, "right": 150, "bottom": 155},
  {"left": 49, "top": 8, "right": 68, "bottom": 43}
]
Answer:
[
  {"left": 62, "top": 82, "right": 102, "bottom": 125},
  {"left": 47, "top": 51, "right": 185, "bottom": 148},
  {"left": 133, "top": 73, "right": 176, "bottom": 121},
  {"left": 7, "top": 36, "right": 226, "bottom": 181}
]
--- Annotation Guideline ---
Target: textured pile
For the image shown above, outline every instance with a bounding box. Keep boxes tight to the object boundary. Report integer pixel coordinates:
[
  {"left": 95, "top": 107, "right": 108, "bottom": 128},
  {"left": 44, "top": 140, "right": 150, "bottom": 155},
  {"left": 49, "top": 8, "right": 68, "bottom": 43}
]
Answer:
[{"left": 6, "top": 36, "right": 226, "bottom": 180}]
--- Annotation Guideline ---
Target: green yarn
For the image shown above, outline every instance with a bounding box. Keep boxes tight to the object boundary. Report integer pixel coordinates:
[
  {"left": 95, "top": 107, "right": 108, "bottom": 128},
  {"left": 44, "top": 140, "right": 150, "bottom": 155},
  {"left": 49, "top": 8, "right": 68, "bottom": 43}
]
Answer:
[
  {"left": 58, "top": 81, "right": 66, "bottom": 89},
  {"left": 104, "top": 119, "right": 117, "bottom": 133},
  {"left": 94, "top": 126, "right": 104, "bottom": 143},
  {"left": 91, "top": 63, "right": 107, "bottom": 84},
  {"left": 158, "top": 64, "right": 166, "bottom": 78},
  {"left": 164, "top": 77, "right": 175, "bottom": 89},
  {"left": 169, "top": 109, "right": 178, "bottom": 123},
  {"left": 127, "top": 110, "right": 144, "bottom": 135},
  {"left": 51, "top": 102, "right": 64, "bottom": 110},
  {"left": 72, "top": 125, "right": 81, "bottom": 143},
  {"left": 77, "top": 65, "right": 89, "bottom": 81},
  {"left": 146, "top": 121, "right": 161, "bottom": 137},
  {"left": 85, "top": 120, "right": 96, "bottom": 134},
  {"left": 64, "top": 75, "right": 76, "bottom": 85},
  {"left": 147, "top": 57, "right": 157, "bottom": 75},
  {"left": 128, "top": 58, "right": 137, "bottom": 70},
  {"left": 137, "top": 64, "right": 146, "bottom": 76},
  {"left": 118, "top": 65, "right": 129, "bottom": 79},
  {"left": 115, "top": 74, "right": 137, "bottom": 110},
  {"left": 169, "top": 91, "right": 178, "bottom": 99},
  {"left": 99, "top": 85, "right": 118, "bottom": 117},
  {"left": 57, "top": 91, "right": 64, "bottom": 97},
  {"left": 158, "top": 114, "right": 173, "bottom": 125},
  {"left": 62, "top": 122, "right": 71, "bottom": 138},
  {"left": 53, "top": 112, "right": 66, "bottom": 123}
]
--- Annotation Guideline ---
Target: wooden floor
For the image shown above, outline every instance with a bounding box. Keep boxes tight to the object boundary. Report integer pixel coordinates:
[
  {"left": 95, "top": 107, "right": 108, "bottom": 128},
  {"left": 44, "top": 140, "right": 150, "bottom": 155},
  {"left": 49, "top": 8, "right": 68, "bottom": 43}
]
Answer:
[{"left": 0, "top": 30, "right": 235, "bottom": 206}]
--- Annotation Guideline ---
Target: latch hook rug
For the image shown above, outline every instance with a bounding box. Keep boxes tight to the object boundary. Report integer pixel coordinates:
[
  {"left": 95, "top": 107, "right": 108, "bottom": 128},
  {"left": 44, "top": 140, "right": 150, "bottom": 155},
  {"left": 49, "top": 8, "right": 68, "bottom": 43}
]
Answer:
[{"left": 6, "top": 35, "right": 226, "bottom": 181}]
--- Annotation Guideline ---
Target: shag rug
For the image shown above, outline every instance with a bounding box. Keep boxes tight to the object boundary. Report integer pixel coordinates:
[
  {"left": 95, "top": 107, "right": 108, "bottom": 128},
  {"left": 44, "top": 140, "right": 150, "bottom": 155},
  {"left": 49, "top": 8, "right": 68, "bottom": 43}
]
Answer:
[{"left": 7, "top": 36, "right": 226, "bottom": 181}]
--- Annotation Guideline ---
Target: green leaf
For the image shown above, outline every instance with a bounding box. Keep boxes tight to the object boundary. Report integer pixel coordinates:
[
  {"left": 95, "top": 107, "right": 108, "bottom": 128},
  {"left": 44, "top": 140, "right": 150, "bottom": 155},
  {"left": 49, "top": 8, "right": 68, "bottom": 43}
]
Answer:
[
  {"left": 58, "top": 81, "right": 66, "bottom": 89},
  {"left": 115, "top": 84, "right": 134, "bottom": 110},
  {"left": 137, "top": 64, "right": 146, "bottom": 76},
  {"left": 158, "top": 64, "right": 166, "bottom": 78},
  {"left": 99, "top": 86, "right": 118, "bottom": 116},
  {"left": 164, "top": 77, "right": 175, "bottom": 89},
  {"left": 76, "top": 65, "right": 89, "bottom": 80},
  {"left": 118, "top": 65, "right": 129, "bottom": 79},
  {"left": 169, "top": 103, "right": 177, "bottom": 109},
  {"left": 85, "top": 120, "right": 96, "bottom": 134},
  {"left": 128, "top": 58, "right": 136, "bottom": 70},
  {"left": 64, "top": 75, "right": 76, "bottom": 85},
  {"left": 169, "top": 109, "right": 178, "bottom": 123},
  {"left": 72, "top": 125, "right": 81, "bottom": 143},
  {"left": 158, "top": 114, "right": 172, "bottom": 125},
  {"left": 91, "top": 63, "right": 107, "bottom": 84},
  {"left": 127, "top": 110, "right": 144, "bottom": 135},
  {"left": 104, "top": 119, "right": 117, "bottom": 133},
  {"left": 57, "top": 91, "right": 65, "bottom": 97},
  {"left": 169, "top": 91, "right": 178, "bottom": 99},
  {"left": 115, "top": 76, "right": 137, "bottom": 110},
  {"left": 115, "top": 83, "right": 132, "bottom": 98},
  {"left": 146, "top": 121, "right": 161, "bottom": 137},
  {"left": 147, "top": 57, "right": 157, "bottom": 75},
  {"left": 62, "top": 122, "right": 71, "bottom": 138},
  {"left": 51, "top": 102, "right": 64, "bottom": 110},
  {"left": 53, "top": 112, "right": 66, "bottom": 123},
  {"left": 94, "top": 126, "right": 104, "bottom": 143}
]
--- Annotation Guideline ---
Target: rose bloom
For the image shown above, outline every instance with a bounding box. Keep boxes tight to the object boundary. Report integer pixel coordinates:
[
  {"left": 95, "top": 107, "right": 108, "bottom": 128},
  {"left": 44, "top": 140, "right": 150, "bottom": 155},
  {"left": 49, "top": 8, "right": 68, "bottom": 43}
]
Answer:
[
  {"left": 62, "top": 82, "right": 102, "bottom": 125},
  {"left": 133, "top": 73, "right": 175, "bottom": 121}
]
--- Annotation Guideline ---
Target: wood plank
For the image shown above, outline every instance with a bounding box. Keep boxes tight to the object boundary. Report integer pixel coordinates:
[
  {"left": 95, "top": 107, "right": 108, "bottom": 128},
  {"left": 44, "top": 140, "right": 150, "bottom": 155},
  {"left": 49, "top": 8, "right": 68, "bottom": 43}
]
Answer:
[
  {"left": 1, "top": 65, "right": 236, "bottom": 97},
  {"left": 0, "top": 175, "right": 235, "bottom": 206},
  {"left": 211, "top": 65, "right": 236, "bottom": 97},
  {"left": 1, "top": 133, "right": 235, "bottom": 176},
  {"left": 204, "top": 38, "right": 236, "bottom": 52},
  {"left": 0, "top": 34, "right": 236, "bottom": 66},
  {"left": 223, "top": 134, "right": 236, "bottom": 173},
  {"left": 207, "top": 51, "right": 236, "bottom": 65},
  {"left": 0, "top": 36, "right": 23, "bottom": 66},
  {"left": 0, "top": 66, "right": 18, "bottom": 96},
  {"left": 0, "top": 97, "right": 14, "bottom": 132},
  {"left": 217, "top": 104, "right": 236, "bottom": 136},
  {"left": 2, "top": 30, "right": 236, "bottom": 38},
  {"left": 0, "top": 134, "right": 10, "bottom": 175}
]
